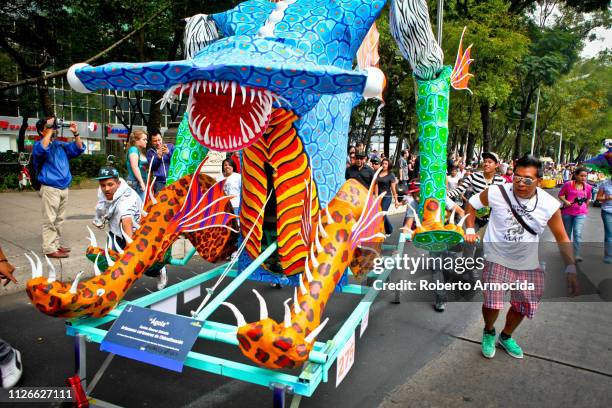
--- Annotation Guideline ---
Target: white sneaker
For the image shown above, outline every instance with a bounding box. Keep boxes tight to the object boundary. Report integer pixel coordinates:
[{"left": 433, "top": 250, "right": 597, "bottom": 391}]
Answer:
[
  {"left": 1, "top": 349, "right": 23, "bottom": 389},
  {"left": 156, "top": 267, "right": 168, "bottom": 291},
  {"left": 575, "top": 256, "right": 583, "bottom": 262}
]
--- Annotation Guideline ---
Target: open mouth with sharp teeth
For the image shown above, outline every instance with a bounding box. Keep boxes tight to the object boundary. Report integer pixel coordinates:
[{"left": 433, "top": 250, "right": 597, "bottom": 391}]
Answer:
[{"left": 161, "top": 80, "right": 281, "bottom": 152}]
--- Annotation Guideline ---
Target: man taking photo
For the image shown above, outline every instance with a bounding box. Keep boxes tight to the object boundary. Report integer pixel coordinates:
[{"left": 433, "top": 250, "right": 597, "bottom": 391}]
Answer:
[
  {"left": 465, "top": 155, "right": 578, "bottom": 360},
  {"left": 32, "top": 117, "right": 86, "bottom": 259},
  {"left": 146, "top": 130, "right": 175, "bottom": 195}
]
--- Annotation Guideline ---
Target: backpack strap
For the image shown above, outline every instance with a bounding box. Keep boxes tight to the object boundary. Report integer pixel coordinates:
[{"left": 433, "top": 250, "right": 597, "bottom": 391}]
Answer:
[{"left": 497, "top": 185, "right": 537, "bottom": 236}]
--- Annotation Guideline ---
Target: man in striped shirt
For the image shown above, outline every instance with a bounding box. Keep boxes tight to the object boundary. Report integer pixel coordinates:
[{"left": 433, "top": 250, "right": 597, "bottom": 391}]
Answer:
[{"left": 449, "top": 152, "right": 505, "bottom": 228}]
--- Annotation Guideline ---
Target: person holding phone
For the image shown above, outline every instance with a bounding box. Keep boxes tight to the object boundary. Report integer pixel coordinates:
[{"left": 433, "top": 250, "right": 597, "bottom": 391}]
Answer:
[
  {"left": 146, "top": 130, "right": 175, "bottom": 194},
  {"left": 558, "top": 167, "right": 592, "bottom": 262}
]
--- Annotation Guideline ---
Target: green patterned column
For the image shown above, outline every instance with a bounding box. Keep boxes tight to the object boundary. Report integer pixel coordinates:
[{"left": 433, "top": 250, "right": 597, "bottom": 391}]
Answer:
[
  {"left": 167, "top": 113, "right": 209, "bottom": 185},
  {"left": 415, "top": 66, "right": 451, "bottom": 217}
]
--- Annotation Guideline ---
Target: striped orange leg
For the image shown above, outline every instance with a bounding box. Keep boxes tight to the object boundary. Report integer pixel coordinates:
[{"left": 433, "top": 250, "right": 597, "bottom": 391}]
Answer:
[{"left": 224, "top": 179, "right": 385, "bottom": 369}]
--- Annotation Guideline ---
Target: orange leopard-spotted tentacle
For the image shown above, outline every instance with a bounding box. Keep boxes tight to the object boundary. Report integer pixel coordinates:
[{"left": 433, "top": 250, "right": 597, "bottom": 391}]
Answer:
[
  {"left": 231, "top": 179, "right": 384, "bottom": 369},
  {"left": 26, "top": 173, "right": 237, "bottom": 318}
]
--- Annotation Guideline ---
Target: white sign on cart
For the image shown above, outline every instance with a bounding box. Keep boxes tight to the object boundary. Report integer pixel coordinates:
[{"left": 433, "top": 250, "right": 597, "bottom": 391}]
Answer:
[{"left": 336, "top": 332, "right": 355, "bottom": 387}]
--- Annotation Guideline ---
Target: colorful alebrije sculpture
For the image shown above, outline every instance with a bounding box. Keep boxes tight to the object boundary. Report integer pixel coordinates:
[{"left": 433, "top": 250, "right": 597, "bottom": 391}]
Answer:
[{"left": 28, "top": 0, "right": 472, "bottom": 369}]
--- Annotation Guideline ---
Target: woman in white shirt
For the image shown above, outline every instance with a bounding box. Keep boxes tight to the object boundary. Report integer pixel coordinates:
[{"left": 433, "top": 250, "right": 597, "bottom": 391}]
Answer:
[{"left": 222, "top": 159, "right": 241, "bottom": 215}]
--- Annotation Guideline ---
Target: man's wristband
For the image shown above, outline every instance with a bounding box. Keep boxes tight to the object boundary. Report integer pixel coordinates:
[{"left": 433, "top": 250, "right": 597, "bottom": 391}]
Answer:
[
  {"left": 465, "top": 227, "right": 476, "bottom": 235},
  {"left": 73, "top": 133, "right": 80, "bottom": 137}
]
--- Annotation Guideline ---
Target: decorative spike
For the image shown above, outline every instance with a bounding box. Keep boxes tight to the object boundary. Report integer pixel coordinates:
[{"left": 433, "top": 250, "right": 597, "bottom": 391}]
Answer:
[
  {"left": 293, "top": 287, "right": 301, "bottom": 314},
  {"left": 310, "top": 245, "right": 319, "bottom": 267},
  {"left": 221, "top": 302, "right": 247, "bottom": 327},
  {"left": 315, "top": 228, "right": 324, "bottom": 253},
  {"left": 304, "top": 255, "right": 314, "bottom": 282},
  {"left": 299, "top": 274, "right": 308, "bottom": 295},
  {"left": 252, "top": 289, "right": 268, "bottom": 320},
  {"left": 317, "top": 214, "right": 328, "bottom": 238},
  {"left": 104, "top": 238, "right": 115, "bottom": 267},
  {"left": 45, "top": 255, "right": 56, "bottom": 282},
  {"left": 457, "top": 214, "right": 469, "bottom": 228},
  {"left": 240, "top": 85, "right": 247, "bottom": 104},
  {"left": 283, "top": 298, "right": 292, "bottom": 327},
  {"left": 121, "top": 224, "right": 133, "bottom": 244},
  {"left": 93, "top": 252, "right": 102, "bottom": 276},
  {"left": 409, "top": 203, "right": 422, "bottom": 229},
  {"left": 86, "top": 226, "right": 98, "bottom": 247},
  {"left": 113, "top": 234, "right": 124, "bottom": 254},
  {"left": 449, "top": 206, "right": 457, "bottom": 225},
  {"left": 325, "top": 206, "right": 333, "bottom": 225},
  {"left": 69, "top": 271, "right": 84, "bottom": 294},
  {"left": 305, "top": 317, "right": 329, "bottom": 343},
  {"left": 24, "top": 254, "right": 37, "bottom": 279},
  {"left": 30, "top": 251, "right": 43, "bottom": 278}
]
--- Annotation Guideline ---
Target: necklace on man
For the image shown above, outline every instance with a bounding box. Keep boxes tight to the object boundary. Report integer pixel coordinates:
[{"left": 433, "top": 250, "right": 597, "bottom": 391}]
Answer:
[{"left": 512, "top": 187, "right": 538, "bottom": 213}]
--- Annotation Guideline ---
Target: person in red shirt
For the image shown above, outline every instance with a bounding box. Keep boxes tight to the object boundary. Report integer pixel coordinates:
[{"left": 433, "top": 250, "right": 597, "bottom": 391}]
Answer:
[{"left": 231, "top": 151, "right": 241, "bottom": 173}]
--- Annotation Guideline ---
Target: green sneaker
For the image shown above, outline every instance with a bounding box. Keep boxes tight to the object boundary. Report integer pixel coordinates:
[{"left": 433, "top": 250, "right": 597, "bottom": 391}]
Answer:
[
  {"left": 498, "top": 336, "right": 524, "bottom": 359},
  {"left": 481, "top": 331, "right": 496, "bottom": 358}
]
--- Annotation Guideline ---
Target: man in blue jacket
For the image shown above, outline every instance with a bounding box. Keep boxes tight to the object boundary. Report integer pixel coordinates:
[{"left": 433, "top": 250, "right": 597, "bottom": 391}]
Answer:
[
  {"left": 146, "top": 130, "right": 175, "bottom": 195},
  {"left": 32, "top": 117, "right": 86, "bottom": 258}
]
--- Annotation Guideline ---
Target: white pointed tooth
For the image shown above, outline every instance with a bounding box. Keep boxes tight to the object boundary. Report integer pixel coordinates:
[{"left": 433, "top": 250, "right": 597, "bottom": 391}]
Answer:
[
  {"left": 457, "top": 214, "right": 469, "bottom": 228},
  {"left": 242, "top": 130, "right": 249, "bottom": 144},
  {"left": 204, "top": 123, "right": 211, "bottom": 144},
  {"left": 69, "top": 271, "right": 84, "bottom": 294},
  {"left": 222, "top": 138, "right": 229, "bottom": 150},
  {"left": 283, "top": 298, "right": 292, "bottom": 327},
  {"left": 241, "top": 118, "right": 255, "bottom": 140},
  {"left": 249, "top": 112, "right": 261, "bottom": 133},
  {"left": 449, "top": 206, "right": 457, "bottom": 225},
  {"left": 215, "top": 82, "right": 220, "bottom": 95},
  {"left": 310, "top": 245, "right": 319, "bottom": 267},
  {"left": 195, "top": 80, "right": 201, "bottom": 93},
  {"left": 86, "top": 226, "right": 98, "bottom": 248},
  {"left": 201, "top": 80, "right": 208, "bottom": 93},
  {"left": 252, "top": 289, "right": 268, "bottom": 320},
  {"left": 232, "top": 136, "right": 238, "bottom": 149},
  {"left": 94, "top": 252, "right": 102, "bottom": 276},
  {"left": 304, "top": 255, "right": 314, "bottom": 282},
  {"left": 255, "top": 105, "right": 266, "bottom": 127},
  {"left": 31, "top": 251, "right": 43, "bottom": 278},
  {"left": 113, "top": 234, "right": 124, "bottom": 254},
  {"left": 257, "top": 90, "right": 263, "bottom": 104},
  {"left": 121, "top": 224, "right": 133, "bottom": 244},
  {"left": 208, "top": 81, "right": 213, "bottom": 93},
  {"left": 24, "top": 254, "right": 37, "bottom": 279},
  {"left": 45, "top": 255, "right": 56, "bottom": 282},
  {"left": 240, "top": 86, "right": 247, "bottom": 104},
  {"left": 179, "top": 84, "right": 186, "bottom": 100},
  {"left": 230, "top": 81, "right": 237, "bottom": 108},
  {"left": 250, "top": 89, "right": 256, "bottom": 103},
  {"left": 299, "top": 274, "right": 308, "bottom": 295},
  {"left": 96, "top": 288, "right": 106, "bottom": 297},
  {"left": 221, "top": 302, "right": 247, "bottom": 327},
  {"left": 222, "top": 81, "right": 229, "bottom": 92},
  {"left": 305, "top": 317, "right": 329, "bottom": 343},
  {"left": 293, "top": 287, "right": 301, "bottom": 314}
]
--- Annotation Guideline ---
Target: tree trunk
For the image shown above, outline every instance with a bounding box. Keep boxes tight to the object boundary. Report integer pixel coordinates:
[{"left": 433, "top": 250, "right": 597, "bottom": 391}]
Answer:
[
  {"left": 480, "top": 101, "right": 491, "bottom": 153},
  {"left": 514, "top": 87, "right": 535, "bottom": 159},
  {"left": 17, "top": 113, "right": 32, "bottom": 152},
  {"left": 383, "top": 105, "right": 392, "bottom": 158},
  {"left": 363, "top": 103, "right": 380, "bottom": 150},
  {"left": 465, "top": 131, "right": 477, "bottom": 165},
  {"left": 37, "top": 83, "right": 54, "bottom": 117}
]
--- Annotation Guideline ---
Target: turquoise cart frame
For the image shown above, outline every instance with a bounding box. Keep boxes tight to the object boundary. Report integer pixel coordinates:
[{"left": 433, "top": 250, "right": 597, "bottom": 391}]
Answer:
[{"left": 65, "top": 238, "right": 404, "bottom": 408}]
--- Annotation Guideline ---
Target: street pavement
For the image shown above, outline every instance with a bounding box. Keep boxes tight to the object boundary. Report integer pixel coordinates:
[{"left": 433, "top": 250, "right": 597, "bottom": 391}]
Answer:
[{"left": 0, "top": 186, "right": 611, "bottom": 407}]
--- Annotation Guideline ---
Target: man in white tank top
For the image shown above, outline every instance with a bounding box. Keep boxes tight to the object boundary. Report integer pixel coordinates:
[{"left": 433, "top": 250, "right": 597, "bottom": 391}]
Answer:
[{"left": 464, "top": 155, "right": 578, "bottom": 360}]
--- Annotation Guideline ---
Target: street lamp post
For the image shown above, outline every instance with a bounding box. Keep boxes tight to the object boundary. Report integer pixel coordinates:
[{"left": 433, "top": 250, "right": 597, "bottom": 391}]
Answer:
[{"left": 530, "top": 87, "right": 540, "bottom": 155}]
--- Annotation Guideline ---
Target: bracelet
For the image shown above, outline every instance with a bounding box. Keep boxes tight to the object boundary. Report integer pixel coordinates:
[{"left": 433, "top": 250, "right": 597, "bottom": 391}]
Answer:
[
  {"left": 74, "top": 133, "right": 80, "bottom": 137},
  {"left": 465, "top": 227, "right": 476, "bottom": 235},
  {"left": 0, "top": 259, "right": 7, "bottom": 263}
]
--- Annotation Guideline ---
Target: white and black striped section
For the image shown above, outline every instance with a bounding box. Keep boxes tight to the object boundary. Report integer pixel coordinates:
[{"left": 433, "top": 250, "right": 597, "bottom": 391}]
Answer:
[
  {"left": 184, "top": 14, "right": 221, "bottom": 59},
  {"left": 448, "top": 172, "right": 506, "bottom": 199},
  {"left": 389, "top": 0, "right": 444, "bottom": 80}
]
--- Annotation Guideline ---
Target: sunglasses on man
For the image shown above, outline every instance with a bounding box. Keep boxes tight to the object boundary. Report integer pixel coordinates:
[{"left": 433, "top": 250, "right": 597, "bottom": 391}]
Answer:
[{"left": 513, "top": 175, "right": 536, "bottom": 186}]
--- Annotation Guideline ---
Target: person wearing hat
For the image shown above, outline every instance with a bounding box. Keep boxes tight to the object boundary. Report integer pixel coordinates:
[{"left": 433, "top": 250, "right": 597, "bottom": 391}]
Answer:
[
  {"left": 32, "top": 117, "right": 86, "bottom": 258},
  {"left": 370, "top": 156, "right": 381, "bottom": 172},
  {"left": 345, "top": 151, "right": 375, "bottom": 188},
  {"left": 92, "top": 167, "right": 167, "bottom": 290}
]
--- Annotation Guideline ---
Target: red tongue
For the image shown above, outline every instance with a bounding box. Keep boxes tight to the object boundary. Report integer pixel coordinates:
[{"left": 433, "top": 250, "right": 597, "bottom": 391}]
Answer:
[{"left": 187, "top": 85, "right": 271, "bottom": 152}]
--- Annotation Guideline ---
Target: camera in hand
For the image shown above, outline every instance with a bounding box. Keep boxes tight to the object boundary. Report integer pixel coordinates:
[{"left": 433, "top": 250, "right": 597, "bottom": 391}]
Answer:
[
  {"left": 52, "top": 118, "right": 71, "bottom": 129},
  {"left": 573, "top": 197, "right": 588, "bottom": 205}
]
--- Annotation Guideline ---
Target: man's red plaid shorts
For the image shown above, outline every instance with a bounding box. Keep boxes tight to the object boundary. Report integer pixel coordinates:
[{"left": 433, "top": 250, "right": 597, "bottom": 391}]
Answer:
[{"left": 482, "top": 261, "right": 545, "bottom": 319}]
